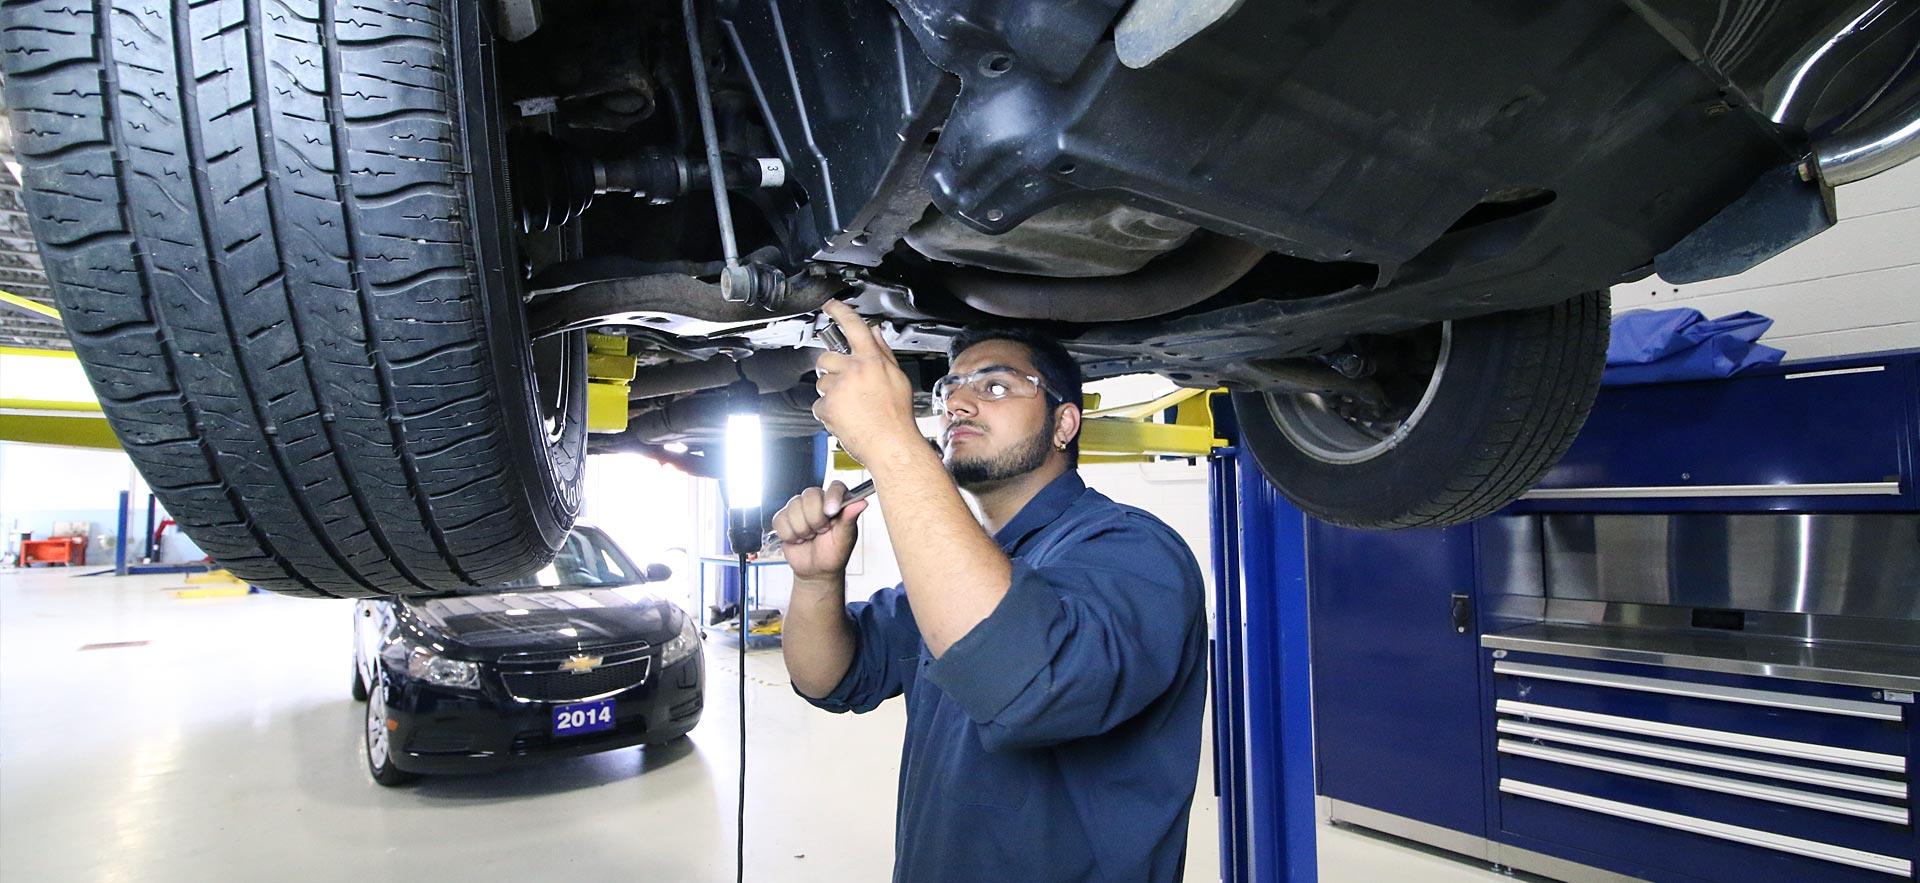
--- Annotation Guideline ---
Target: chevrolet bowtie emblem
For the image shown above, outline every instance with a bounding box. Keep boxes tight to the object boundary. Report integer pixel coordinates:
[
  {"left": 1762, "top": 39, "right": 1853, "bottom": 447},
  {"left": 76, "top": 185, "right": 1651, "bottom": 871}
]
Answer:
[{"left": 560, "top": 654, "right": 604, "bottom": 674}]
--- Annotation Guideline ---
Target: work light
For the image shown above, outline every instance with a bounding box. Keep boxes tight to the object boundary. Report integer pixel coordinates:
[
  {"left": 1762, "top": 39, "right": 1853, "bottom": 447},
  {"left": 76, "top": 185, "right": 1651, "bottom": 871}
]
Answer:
[{"left": 723, "top": 380, "right": 764, "bottom": 556}]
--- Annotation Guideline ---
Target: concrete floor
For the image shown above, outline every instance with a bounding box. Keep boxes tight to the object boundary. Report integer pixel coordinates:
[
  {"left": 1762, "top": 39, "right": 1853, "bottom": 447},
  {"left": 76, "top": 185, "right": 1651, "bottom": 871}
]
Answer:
[{"left": 0, "top": 567, "right": 1511, "bottom": 882}]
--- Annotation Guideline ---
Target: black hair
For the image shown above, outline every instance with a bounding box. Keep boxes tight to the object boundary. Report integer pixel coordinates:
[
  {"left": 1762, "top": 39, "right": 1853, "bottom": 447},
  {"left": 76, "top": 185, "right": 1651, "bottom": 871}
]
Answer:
[{"left": 947, "top": 325, "right": 1084, "bottom": 465}]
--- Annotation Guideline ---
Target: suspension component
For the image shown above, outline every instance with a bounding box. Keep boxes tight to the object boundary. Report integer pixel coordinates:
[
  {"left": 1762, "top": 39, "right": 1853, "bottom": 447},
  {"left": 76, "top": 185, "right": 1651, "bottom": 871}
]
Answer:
[{"left": 510, "top": 132, "right": 786, "bottom": 234}]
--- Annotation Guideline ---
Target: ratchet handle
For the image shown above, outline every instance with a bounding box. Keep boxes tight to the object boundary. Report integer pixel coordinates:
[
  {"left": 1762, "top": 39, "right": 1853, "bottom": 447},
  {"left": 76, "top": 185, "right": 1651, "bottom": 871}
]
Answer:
[{"left": 759, "top": 479, "right": 876, "bottom": 555}]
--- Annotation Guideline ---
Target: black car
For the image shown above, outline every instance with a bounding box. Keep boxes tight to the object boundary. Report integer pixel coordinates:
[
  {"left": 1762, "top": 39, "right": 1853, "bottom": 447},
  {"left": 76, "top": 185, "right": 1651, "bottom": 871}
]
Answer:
[{"left": 351, "top": 526, "right": 704, "bottom": 785}]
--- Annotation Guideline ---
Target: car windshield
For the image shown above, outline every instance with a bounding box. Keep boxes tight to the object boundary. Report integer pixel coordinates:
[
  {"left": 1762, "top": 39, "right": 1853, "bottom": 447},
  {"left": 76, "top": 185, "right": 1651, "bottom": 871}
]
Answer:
[{"left": 492, "top": 530, "right": 639, "bottom": 591}]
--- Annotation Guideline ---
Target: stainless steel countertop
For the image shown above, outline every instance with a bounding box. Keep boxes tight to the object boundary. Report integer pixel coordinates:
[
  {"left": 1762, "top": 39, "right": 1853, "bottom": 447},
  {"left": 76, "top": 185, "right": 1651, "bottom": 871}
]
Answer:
[{"left": 1482, "top": 622, "right": 1920, "bottom": 693}]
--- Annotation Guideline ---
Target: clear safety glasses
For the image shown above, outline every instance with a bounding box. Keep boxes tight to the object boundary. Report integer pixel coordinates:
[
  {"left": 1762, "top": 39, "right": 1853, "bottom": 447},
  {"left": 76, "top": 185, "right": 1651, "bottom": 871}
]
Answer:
[{"left": 931, "top": 368, "right": 1052, "bottom": 413}]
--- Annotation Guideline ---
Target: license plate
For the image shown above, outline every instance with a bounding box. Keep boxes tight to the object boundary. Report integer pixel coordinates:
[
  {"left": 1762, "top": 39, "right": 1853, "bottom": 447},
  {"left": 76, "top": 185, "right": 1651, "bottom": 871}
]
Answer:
[{"left": 552, "top": 699, "right": 615, "bottom": 737}]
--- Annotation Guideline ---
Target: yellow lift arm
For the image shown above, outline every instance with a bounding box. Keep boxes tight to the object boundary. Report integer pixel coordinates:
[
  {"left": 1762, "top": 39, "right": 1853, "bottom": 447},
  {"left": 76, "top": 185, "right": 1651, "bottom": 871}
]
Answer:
[
  {"left": 0, "top": 398, "right": 119, "bottom": 450},
  {"left": 5, "top": 329, "right": 1227, "bottom": 464},
  {"left": 0, "top": 288, "right": 60, "bottom": 321}
]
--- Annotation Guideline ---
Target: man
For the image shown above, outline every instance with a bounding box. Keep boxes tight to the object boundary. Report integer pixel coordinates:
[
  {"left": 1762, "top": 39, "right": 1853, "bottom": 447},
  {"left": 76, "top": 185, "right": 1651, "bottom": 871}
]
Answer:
[{"left": 772, "top": 300, "right": 1208, "bottom": 883}]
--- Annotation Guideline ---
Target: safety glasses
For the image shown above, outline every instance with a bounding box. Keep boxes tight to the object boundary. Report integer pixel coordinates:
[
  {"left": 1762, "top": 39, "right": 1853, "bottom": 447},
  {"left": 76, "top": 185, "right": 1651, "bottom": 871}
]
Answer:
[{"left": 931, "top": 367, "right": 1052, "bottom": 413}]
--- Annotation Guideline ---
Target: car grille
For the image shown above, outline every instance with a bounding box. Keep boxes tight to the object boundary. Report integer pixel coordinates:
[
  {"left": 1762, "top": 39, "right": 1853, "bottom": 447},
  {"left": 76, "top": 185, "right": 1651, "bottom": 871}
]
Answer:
[{"left": 501, "top": 656, "right": 652, "bottom": 702}]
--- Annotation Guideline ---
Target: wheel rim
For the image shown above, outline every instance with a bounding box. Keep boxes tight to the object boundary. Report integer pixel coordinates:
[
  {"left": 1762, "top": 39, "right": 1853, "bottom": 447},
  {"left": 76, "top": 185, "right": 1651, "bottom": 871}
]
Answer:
[
  {"left": 1262, "top": 322, "right": 1453, "bottom": 465},
  {"left": 366, "top": 681, "right": 391, "bottom": 769},
  {"left": 530, "top": 333, "right": 580, "bottom": 446}
]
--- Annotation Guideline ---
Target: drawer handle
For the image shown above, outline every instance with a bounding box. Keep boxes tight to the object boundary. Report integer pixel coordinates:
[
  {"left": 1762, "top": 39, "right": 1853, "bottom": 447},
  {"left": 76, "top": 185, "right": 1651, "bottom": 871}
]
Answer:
[
  {"left": 1500, "top": 779, "right": 1912, "bottom": 877},
  {"left": 1496, "top": 700, "right": 1907, "bottom": 772},
  {"left": 1497, "top": 719, "right": 1908, "bottom": 799},
  {"left": 1499, "top": 739, "right": 1908, "bottom": 824},
  {"left": 1520, "top": 481, "right": 1901, "bottom": 500},
  {"left": 1494, "top": 661, "right": 1903, "bottom": 721},
  {"left": 1784, "top": 365, "right": 1886, "bottom": 380}
]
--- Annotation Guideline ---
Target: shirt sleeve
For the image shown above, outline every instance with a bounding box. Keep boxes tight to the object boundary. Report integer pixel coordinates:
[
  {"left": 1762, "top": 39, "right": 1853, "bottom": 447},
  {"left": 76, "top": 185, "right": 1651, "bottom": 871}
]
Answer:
[
  {"left": 922, "top": 512, "right": 1204, "bottom": 752},
  {"left": 797, "top": 583, "right": 922, "bottom": 714}
]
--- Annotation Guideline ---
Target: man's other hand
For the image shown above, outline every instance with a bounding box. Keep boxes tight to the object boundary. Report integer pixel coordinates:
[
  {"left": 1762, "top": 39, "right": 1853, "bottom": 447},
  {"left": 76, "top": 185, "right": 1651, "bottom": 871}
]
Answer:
[{"left": 772, "top": 481, "right": 870, "bottom": 583}]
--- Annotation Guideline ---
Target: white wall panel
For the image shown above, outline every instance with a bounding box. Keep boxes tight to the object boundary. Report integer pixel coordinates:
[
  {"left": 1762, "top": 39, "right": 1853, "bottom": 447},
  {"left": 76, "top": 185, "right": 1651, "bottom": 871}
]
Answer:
[{"left": 1609, "top": 159, "right": 1920, "bottom": 361}]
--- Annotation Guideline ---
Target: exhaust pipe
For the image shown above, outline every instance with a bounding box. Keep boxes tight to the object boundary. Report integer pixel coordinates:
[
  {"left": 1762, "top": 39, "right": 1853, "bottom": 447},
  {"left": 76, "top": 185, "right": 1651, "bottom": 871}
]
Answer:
[
  {"left": 936, "top": 232, "right": 1268, "bottom": 323},
  {"left": 1808, "top": 88, "right": 1920, "bottom": 187}
]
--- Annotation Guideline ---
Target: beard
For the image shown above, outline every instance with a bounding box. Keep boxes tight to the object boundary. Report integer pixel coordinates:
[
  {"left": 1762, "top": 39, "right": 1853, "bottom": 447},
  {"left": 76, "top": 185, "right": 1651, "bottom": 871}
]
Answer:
[{"left": 944, "top": 419, "right": 1055, "bottom": 492}]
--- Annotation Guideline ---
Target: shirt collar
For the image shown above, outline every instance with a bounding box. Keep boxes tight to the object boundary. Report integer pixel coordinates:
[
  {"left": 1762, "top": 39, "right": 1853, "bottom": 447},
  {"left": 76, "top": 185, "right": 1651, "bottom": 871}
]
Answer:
[{"left": 991, "top": 470, "right": 1087, "bottom": 552}]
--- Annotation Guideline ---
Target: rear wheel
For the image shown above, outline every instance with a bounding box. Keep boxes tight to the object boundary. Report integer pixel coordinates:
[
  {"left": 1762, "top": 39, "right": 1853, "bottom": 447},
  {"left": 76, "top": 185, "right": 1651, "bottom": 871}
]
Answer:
[
  {"left": 1234, "top": 292, "right": 1609, "bottom": 528},
  {"left": 0, "top": 0, "right": 584, "bottom": 596}
]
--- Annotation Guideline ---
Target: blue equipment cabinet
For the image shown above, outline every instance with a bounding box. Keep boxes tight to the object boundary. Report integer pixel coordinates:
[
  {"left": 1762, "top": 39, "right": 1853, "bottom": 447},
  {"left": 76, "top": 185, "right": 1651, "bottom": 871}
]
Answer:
[
  {"left": 1525, "top": 352, "right": 1918, "bottom": 513},
  {"left": 1289, "top": 349, "right": 1920, "bottom": 883},
  {"left": 1307, "top": 521, "right": 1486, "bottom": 839}
]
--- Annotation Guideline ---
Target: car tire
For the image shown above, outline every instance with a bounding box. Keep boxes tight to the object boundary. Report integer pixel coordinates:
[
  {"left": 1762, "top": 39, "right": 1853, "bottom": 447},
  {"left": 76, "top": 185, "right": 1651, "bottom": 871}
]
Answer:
[
  {"left": 0, "top": 0, "right": 584, "bottom": 597},
  {"left": 364, "top": 678, "right": 418, "bottom": 787},
  {"left": 1233, "top": 291, "right": 1609, "bottom": 528}
]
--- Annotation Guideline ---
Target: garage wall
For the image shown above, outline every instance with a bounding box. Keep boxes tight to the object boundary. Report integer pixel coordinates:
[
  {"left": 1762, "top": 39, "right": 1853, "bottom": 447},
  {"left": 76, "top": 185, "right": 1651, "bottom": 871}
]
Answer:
[
  {"left": 0, "top": 351, "right": 94, "bottom": 400},
  {"left": 0, "top": 354, "right": 134, "bottom": 560},
  {"left": 1609, "top": 160, "right": 1920, "bottom": 360},
  {"left": 0, "top": 442, "right": 138, "bottom": 561}
]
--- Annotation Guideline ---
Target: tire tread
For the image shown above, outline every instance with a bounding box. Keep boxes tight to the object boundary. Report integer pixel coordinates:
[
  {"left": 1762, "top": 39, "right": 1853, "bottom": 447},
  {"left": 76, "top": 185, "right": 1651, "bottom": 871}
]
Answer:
[
  {"left": 2, "top": 0, "right": 567, "bottom": 596},
  {"left": 1386, "top": 291, "right": 1610, "bottom": 528},
  {"left": 1236, "top": 291, "right": 1610, "bottom": 530}
]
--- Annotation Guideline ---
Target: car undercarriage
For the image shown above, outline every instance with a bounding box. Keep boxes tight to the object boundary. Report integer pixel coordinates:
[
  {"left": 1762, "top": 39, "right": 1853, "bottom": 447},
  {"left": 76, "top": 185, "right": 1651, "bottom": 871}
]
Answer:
[
  {"left": 504, "top": 0, "right": 1913, "bottom": 413},
  {"left": 3, "top": 0, "right": 1915, "bottom": 594}
]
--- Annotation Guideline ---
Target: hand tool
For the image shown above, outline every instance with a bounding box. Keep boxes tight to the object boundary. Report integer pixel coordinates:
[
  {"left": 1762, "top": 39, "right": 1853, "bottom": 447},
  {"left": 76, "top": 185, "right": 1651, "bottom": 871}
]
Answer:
[{"left": 758, "top": 478, "right": 875, "bottom": 555}]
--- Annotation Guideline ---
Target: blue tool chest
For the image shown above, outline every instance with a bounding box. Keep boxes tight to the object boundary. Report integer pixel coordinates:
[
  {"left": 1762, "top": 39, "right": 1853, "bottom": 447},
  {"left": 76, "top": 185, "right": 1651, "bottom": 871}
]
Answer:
[
  {"left": 1523, "top": 352, "right": 1918, "bottom": 513},
  {"left": 1308, "top": 349, "right": 1920, "bottom": 882}
]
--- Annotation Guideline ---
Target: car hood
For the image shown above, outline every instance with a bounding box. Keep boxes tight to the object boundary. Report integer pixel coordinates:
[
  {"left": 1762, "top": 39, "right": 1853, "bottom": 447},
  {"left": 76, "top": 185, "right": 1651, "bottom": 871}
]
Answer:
[{"left": 401, "top": 589, "right": 682, "bottom": 655}]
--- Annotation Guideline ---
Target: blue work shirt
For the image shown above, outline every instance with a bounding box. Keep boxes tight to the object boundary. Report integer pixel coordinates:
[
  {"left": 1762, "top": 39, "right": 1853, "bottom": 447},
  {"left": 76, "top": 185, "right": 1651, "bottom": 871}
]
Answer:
[{"left": 803, "top": 470, "right": 1209, "bottom": 883}]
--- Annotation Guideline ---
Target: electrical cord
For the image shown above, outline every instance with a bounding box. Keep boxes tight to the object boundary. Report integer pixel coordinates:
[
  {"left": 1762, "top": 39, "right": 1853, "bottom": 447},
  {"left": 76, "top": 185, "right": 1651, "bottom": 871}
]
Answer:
[{"left": 736, "top": 549, "right": 748, "bottom": 883}]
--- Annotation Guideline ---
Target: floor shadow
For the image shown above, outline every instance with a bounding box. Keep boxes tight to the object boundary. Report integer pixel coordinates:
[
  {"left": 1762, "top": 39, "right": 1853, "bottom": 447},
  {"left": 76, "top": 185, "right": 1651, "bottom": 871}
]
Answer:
[
  {"left": 282, "top": 697, "right": 708, "bottom": 805},
  {"left": 1327, "top": 820, "right": 1560, "bottom": 882},
  {"left": 402, "top": 734, "right": 702, "bottom": 803}
]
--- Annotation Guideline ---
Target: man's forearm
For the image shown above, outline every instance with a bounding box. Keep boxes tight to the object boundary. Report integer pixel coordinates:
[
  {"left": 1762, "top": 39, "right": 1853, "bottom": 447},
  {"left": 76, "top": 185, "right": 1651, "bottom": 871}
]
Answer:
[
  {"left": 782, "top": 575, "right": 857, "bottom": 698},
  {"left": 867, "top": 442, "right": 1012, "bottom": 657}
]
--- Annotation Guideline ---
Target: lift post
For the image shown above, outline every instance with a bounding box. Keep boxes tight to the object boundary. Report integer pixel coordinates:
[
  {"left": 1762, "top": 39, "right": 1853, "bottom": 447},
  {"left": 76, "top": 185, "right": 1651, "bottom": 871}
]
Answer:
[
  {"left": 113, "top": 490, "right": 210, "bottom": 577},
  {"left": 1208, "top": 429, "right": 1318, "bottom": 883}
]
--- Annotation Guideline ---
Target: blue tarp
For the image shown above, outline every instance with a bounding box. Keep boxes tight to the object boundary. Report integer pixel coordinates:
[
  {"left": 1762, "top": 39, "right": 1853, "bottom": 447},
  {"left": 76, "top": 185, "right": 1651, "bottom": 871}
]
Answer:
[{"left": 1603, "top": 308, "right": 1785, "bottom": 386}]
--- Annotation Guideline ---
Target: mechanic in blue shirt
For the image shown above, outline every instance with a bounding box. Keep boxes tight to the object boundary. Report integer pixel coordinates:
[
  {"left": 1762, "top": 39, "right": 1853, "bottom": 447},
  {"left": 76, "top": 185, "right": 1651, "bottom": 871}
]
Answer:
[{"left": 773, "top": 300, "right": 1208, "bottom": 883}]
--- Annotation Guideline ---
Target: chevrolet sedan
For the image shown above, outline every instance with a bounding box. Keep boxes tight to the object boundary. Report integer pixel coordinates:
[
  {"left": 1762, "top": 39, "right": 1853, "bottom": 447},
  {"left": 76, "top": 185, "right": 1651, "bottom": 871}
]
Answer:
[{"left": 352, "top": 526, "right": 703, "bottom": 785}]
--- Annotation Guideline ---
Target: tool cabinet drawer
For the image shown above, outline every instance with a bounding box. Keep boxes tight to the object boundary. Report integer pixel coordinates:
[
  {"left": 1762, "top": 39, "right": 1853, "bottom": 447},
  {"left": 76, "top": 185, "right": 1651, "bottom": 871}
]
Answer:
[
  {"left": 1493, "top": 655, "right": 1910, "bottom": 759},
  {"left": 1490, "top": 654, "right": 1914, "bottom": 881},
  {"left": 1517, "top": 356, "right": 1916, "bottom": 513},
  {"left": 1497, "top": 782, "right": 1910, "bottom": 882}
]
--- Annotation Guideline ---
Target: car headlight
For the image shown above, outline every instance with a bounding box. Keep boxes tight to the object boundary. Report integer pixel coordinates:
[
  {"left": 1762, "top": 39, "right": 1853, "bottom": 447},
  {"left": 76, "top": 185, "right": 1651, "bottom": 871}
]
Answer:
[
  {"left": 406, "top": 645, "right": 482, "bottom": 690},
  {"left": 660, "top": 614, "right": 702, "bottom": 667}
]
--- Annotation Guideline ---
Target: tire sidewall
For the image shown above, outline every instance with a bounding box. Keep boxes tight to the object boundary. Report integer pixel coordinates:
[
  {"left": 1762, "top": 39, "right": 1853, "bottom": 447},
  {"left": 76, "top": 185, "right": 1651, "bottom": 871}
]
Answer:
[
  {"left": 450, "top": 1, "right": 587, "bottom": 551},
  {"left": 1235, "top": 308, "right": 1556, "bottom": 527}
]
